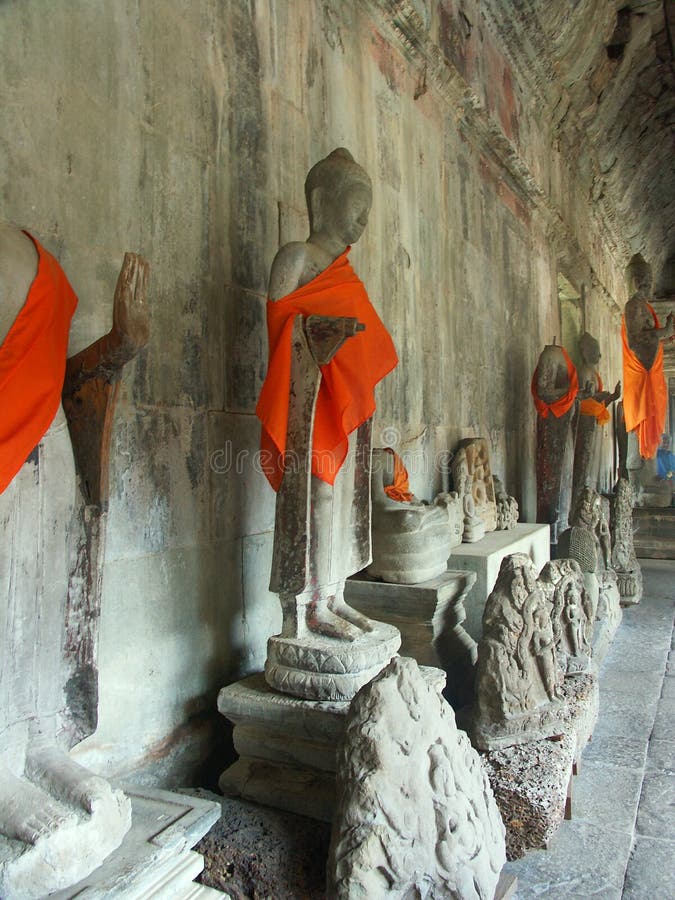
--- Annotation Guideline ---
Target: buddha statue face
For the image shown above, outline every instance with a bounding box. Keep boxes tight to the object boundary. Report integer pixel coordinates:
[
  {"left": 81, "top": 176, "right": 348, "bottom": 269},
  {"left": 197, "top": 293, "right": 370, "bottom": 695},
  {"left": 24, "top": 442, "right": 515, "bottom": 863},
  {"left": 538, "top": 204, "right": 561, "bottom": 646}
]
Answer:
[
  {"left": 305, "top": 147, "right": 372, "bottom": 247},
  {"left": 579, "top": 332, "right": 601, "bottom": 366}
]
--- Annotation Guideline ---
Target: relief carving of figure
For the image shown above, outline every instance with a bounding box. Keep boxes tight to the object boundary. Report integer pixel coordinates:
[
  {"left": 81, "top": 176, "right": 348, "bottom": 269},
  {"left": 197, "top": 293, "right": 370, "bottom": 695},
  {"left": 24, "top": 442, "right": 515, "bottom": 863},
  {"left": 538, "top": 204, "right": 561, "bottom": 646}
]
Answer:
[
  {"left": 255, "top": 149, "right": 400, "bottom": 700},
  {"left": 610, "top": 477, "right": 643, "bottom": 606},
  {"left": 493, "top": 475, "right": 519, "bottom": 531},
  {"left": 539, "top": 558, "right": 593, "bottom": 675},
  {"left": 451, "top": 447, "right": 486, "bottom": 543},
  {"left": 472, "top": 554, "right": 565, "bottom": 750}
]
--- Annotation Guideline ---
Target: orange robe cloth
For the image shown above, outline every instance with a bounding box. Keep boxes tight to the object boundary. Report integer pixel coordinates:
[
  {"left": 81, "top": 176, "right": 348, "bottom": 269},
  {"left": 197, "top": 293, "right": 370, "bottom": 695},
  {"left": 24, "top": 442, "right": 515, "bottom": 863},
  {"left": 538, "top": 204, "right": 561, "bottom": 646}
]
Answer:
[
  {"left": 531, "top": 347, "right": 579, "bottom": 418},
  {"left": 622, "top": 305, "right": 667, "bottom": 459},
  {"left": 256, "top": 248, "right": 398, "bottom": 492},
  {"left": 0, "top": 233, "right": 78, "bottom": 494},
  {"left": 383, "top": 447, "right": 414, "bottom": 503},
  {"left": 579, "top": 372, "right": 611, "bottom": 426}
]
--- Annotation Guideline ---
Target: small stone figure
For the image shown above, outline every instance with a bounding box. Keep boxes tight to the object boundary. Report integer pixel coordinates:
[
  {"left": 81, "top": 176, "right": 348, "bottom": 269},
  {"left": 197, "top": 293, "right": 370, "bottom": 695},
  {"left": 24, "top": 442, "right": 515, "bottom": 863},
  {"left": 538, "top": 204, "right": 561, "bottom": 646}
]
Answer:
[
  {"left": 539, "top": 559, "right": 593, "bottom": 675},
  {"left": 571, "top": 332, "right": 621, "bottom": 514},
  {"left": 367, "top": 447, "right": 462, "bottom": 584},
  {"left": 255, "top": 149, "right": 400, "bottom": 700},
  {"left": 610, "top": 477, "right": 643, "bottom": 606},
  {"left": 452, "top": 446, "right": 486, "bottom": 543},
  {"left": 472, "top": 554, "right": 565, "bottom": 750},
  {"left": 328, "top": 657, "right": 506, "bottom": 900},
  {"left": 0, "top": 223, "right": 148, "bottom": 896},
  {"left": 493, "top": 475, "right": 519, "bottom": 530},
  {"left": 558, "top": 487, "right": 622, "bottom": 665},
  {"left": 532, "top": 341, "right": 579, "bottom": 547},
  {"left": 453, "top": 438, "right": 498, "bottom": 531}
]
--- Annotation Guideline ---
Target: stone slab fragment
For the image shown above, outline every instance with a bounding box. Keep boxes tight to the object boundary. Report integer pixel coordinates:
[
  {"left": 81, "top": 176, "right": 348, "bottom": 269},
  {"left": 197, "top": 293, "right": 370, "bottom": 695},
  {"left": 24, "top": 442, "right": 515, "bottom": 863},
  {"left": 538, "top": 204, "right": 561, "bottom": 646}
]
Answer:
[
  {"left": 49, "top": 786, "right": 223, "bottom": 898},
  {"left": 448, "top": 524, "right": 550, "bottom": 641}
]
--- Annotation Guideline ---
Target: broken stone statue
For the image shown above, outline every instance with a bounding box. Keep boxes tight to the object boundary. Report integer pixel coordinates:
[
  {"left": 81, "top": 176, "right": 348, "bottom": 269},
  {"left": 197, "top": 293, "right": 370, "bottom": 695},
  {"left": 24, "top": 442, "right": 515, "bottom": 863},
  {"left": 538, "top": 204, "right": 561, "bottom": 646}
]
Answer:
[
  {"left": 538, "top": 558, "right": 593, "bottom": 676},
  {"left": 558, "top": 486, "right": 622, "bottom": 665},
  {"left": 327, "top": 656, "right": 506, "bottom": 900},
  {"left": 571, "top": 331, "right": 621, "bottom": 515},
  {"left": 454, "top": 437, "right": 498, "bottom": 532},
  {"left": 451, "top": 444, "right": 486, "bottom": 543},
  {"left": 618, "top": 254, "right": 675, "bottom": 507},
  {"left": 493, "top": 475, "right": 519, "bottom": 531},
  {"left": 471, "top": 554, "right": 565, "bottom": 751},
  {"left": 610, "top": 477, "right": 643, "bottom": 606},
  {"left": 531, "top": 340, "right": 579, "bottom": 547},
  {"left": 0, "top": 222, "right": 149, "bottom": 897},
  {"left": 255, "top": 148, "right": 400, "bottom": 701},
  {"left": 367, "top": 446, "right": 462, "bottom": 584}
]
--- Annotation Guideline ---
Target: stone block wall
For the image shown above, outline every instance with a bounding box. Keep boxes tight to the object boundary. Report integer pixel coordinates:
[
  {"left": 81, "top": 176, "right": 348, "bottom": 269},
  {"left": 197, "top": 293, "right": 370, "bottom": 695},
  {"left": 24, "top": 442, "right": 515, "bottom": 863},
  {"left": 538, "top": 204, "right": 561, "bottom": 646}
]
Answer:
[{"left": 0, "top": 0, "right": 627, "bottom": 780}]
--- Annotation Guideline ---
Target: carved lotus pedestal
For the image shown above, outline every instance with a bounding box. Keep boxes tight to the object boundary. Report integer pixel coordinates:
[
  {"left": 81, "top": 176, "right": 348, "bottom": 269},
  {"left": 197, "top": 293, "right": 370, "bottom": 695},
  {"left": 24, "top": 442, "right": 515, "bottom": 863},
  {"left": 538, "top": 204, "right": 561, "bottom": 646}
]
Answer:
[
  {"left": 217, "top": 667, "right": 445, "bottom": 822},
  {"left": 264, "top": 622, "right": 400, "bottom": 702}
]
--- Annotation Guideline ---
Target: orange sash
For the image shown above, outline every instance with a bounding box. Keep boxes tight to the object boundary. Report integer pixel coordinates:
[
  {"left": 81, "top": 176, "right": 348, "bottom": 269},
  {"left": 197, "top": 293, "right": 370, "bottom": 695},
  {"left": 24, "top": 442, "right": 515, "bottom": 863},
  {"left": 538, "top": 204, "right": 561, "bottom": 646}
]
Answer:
[
  {"left": 622, "top": 304, "right": 667, "bottom": 459},
  {"left": 383, "top": 447, "right": 414, "bottom": 503},
  {"left": 0, "top": 234, "right": 77, "bottom": 494},
  {"left": 256, "top": 249, "right": 398, "bottom": 491},
  {"left": 580, "top": 372, "right": 611, "bottom": 425},
  {"left": 531, "top": 347, "right": 579, "bottom": 418}
]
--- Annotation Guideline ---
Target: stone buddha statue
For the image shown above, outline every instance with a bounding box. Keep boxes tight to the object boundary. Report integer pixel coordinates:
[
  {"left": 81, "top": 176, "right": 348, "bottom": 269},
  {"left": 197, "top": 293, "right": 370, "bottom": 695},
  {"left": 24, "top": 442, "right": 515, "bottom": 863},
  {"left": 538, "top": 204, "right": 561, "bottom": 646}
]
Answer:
[
  {"left": 0, "top": 222, "right": 147, "bottom": 895},
  {"left": 531, "top": 341, "right": 579, "bottom": 547},
  {"left": 571, "top": 332, "right": 620, "bottom": 514},
  {"left": 620, "top": 255, "right": 674, "bottom": 506},
  {"left": 367, "top": 446, "right": 462, "bottom": 584},
  {"left": 256, "top": 149, "right": 400, "bottom": 701}
]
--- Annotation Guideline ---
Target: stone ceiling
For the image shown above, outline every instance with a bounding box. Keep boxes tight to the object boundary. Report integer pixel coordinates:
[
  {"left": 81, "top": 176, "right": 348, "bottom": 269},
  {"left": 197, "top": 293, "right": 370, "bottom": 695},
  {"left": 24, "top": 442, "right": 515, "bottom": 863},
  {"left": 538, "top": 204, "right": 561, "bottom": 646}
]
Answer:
[{"left": 480, "top": 0, "right": 675, "bottom": 295}]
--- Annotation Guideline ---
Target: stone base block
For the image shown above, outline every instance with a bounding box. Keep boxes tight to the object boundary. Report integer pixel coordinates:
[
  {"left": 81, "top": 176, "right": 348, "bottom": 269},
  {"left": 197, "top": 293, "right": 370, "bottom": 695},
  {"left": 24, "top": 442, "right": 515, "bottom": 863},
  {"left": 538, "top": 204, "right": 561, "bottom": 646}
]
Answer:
[
  {"left": 448, "top": 524, "right": 550, "bottom": 641},
  {"left": 345, "top": 569, "right": 478, "bottom": 707},
  {"left": 218, "top": 666, "right": 446, "bottom": 821},
  {"left": 560, "top": 673, "right": 599, "bottom": 769},
  {"left": 265, "top": 621, "right": 401, "bottom": 701},
  {"left": 469, "top": 700, "right": 566, "bottom": 752},
  {"left": 50, "top": 787, "right": 223, "bottom": 898},
  {"left": 482, "top": 732, "right": 576, "bottom": 861},
  {"left": 616, "top": 568, "right": 643, "bottom": 606}
]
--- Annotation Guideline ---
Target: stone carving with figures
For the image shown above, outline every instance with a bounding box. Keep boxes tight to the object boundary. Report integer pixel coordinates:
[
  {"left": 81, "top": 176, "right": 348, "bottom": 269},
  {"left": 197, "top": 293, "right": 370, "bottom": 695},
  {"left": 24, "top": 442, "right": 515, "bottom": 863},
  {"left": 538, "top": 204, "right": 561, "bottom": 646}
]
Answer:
[
  {"left": 532, "top": 340, "right": 579, "bottom": 547},
  {"left": 538, "top": 559, "right": 593, "bottom": 675},
  {"left": 0, "top": 222, "right": 148, "bottom": 897},
  {"left": 558, "top": 486, "right": 622, "bottom": 664},
  {"left": 610, "top": 477, "right": 643, "bottom": 606},
  {"left": 255, "top": 149, "right": 400, "bottom": 701},
  {"left": 571, "top": 332, "right": 621, "bottom": 515},
  {"left": 367, "top": 446, "right": 462, "bottom": 584},
  {"left": 471, "top": 554, "right": 565, "bottom": 750},
  {"left": 453, "top": 437, "right": 497, "bottom": 531},
  {"left": 493, "top": 474, "right": 519, "bottom": 530},
  {"left": 327, "top": 656, "right": 506, "bottom": 900},
  {"left": 452, "top": 445, "right": 486, "bottom": 543}
]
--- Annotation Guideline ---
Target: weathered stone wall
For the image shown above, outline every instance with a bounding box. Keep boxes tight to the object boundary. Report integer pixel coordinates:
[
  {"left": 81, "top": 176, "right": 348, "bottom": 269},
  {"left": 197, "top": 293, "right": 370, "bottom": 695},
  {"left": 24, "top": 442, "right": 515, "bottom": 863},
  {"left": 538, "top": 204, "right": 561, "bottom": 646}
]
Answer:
[{"left": 0, "top": 0, "right": 626, "bottom": 780}]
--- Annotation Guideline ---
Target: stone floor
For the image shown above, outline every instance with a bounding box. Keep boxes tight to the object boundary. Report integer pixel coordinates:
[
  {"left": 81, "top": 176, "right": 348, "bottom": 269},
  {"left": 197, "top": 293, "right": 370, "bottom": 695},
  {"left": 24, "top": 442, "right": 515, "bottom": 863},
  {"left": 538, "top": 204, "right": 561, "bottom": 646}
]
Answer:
[
  {"left": 505, "top": 558, "right": 675, "bottom": 899},
  {"left": 197, "top": 559, "right": 674, "bottom": 899}
]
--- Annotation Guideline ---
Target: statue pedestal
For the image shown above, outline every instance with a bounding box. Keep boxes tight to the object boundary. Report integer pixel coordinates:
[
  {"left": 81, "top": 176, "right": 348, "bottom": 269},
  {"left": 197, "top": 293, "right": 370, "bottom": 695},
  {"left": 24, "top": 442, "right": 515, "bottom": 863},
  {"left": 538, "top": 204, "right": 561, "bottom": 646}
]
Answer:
[
  {"left": 482, "top": 673, "right": 598, "bottom": 861},
  {"left": 344, "top": 569, "right": 477, "bottom": 707},
  {"left": 218, "top": 667, "right": 446, "bottom": 822},
  {"left": 448, "top": 524, "right": 550, "bottom": 641},
  {"left": 49, "top": 787, "right": 222, "bottom": 899}
]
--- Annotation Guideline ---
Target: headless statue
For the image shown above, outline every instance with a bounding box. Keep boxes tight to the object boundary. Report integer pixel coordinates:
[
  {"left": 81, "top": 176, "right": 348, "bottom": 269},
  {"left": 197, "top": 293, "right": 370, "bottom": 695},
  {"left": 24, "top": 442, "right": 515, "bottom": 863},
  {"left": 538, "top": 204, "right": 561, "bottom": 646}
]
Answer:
[
  {"left": 0, "top": 223, "right": 148, "bottom": 894},
  {"left": 571, "top": 332, "right": 620, "bottom": 514},
  {"left": 256, "top": 149, "right": 400, "bottom": 700},
  {"left": 531, "top": 341, "right": 578, "bottom": 547},
  {"left": 619, "top": 255, "right": 674, "bottom": 504}
]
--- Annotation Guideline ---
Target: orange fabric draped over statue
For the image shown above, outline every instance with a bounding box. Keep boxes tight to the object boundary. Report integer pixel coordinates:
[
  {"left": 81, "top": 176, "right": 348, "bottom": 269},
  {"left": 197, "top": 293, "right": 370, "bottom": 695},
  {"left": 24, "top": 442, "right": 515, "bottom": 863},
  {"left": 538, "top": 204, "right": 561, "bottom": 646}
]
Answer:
[
  {"left": 579, "top": 372, "right": 611, "bottom": 426},
  {"left": 383, "top": 447, "right": 414, "bottom": 503},
  {"left": 531, "top": 347, "right": 579, "bottom": 419},
  {"left": 256, "top": 248, "right": 398, "bottom": 492},
  {"left": 0, "top": 233, "right": 78, "bottom": 494},
  {"left": 621, "top": 304, "right": 667, "bottom": 459}
]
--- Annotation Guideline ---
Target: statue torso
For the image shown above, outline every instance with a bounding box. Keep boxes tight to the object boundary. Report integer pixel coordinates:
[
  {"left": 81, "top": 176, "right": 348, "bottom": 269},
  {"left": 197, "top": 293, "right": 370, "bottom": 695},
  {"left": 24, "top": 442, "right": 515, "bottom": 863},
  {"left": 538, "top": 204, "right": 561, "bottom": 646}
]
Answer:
[{"left": 625, "top": 297, "right": 658, "bottom": 370}]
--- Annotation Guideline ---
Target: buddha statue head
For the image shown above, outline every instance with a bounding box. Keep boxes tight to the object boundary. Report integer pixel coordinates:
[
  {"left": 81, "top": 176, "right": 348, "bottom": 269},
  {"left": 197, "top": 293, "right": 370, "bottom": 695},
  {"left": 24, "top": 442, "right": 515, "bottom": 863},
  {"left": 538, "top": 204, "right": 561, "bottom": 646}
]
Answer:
[
  {"left": 579, "top": 332, "right": 601, "bottom": 367},
  {"left": 305, "top": 148, "right": 372, "bottom": 247}
]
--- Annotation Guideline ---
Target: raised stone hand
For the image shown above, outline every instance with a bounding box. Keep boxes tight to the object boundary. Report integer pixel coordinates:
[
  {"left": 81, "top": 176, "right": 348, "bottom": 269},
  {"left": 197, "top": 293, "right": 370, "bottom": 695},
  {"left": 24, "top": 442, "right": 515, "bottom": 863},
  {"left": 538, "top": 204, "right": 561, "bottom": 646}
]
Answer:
[{"left": 112, "top": 252, "right": 150, "bottom": 352}]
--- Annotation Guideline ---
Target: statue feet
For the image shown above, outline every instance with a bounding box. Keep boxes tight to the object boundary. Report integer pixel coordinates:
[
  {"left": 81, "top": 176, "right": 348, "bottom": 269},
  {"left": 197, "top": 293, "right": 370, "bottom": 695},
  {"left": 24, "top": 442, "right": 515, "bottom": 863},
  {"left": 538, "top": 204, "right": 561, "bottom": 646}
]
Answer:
[
  {"left": 0, "top": 765, "right": 74, "bottom": 844},
  {"left": 307, "top": 599, "right": 362, "bottom": 641},
  {"left": 25, "top": 746, "right": 110, "bottom": 814},
  {"left": 328, "top": 596, "right": 375, "bottom": 633}
]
